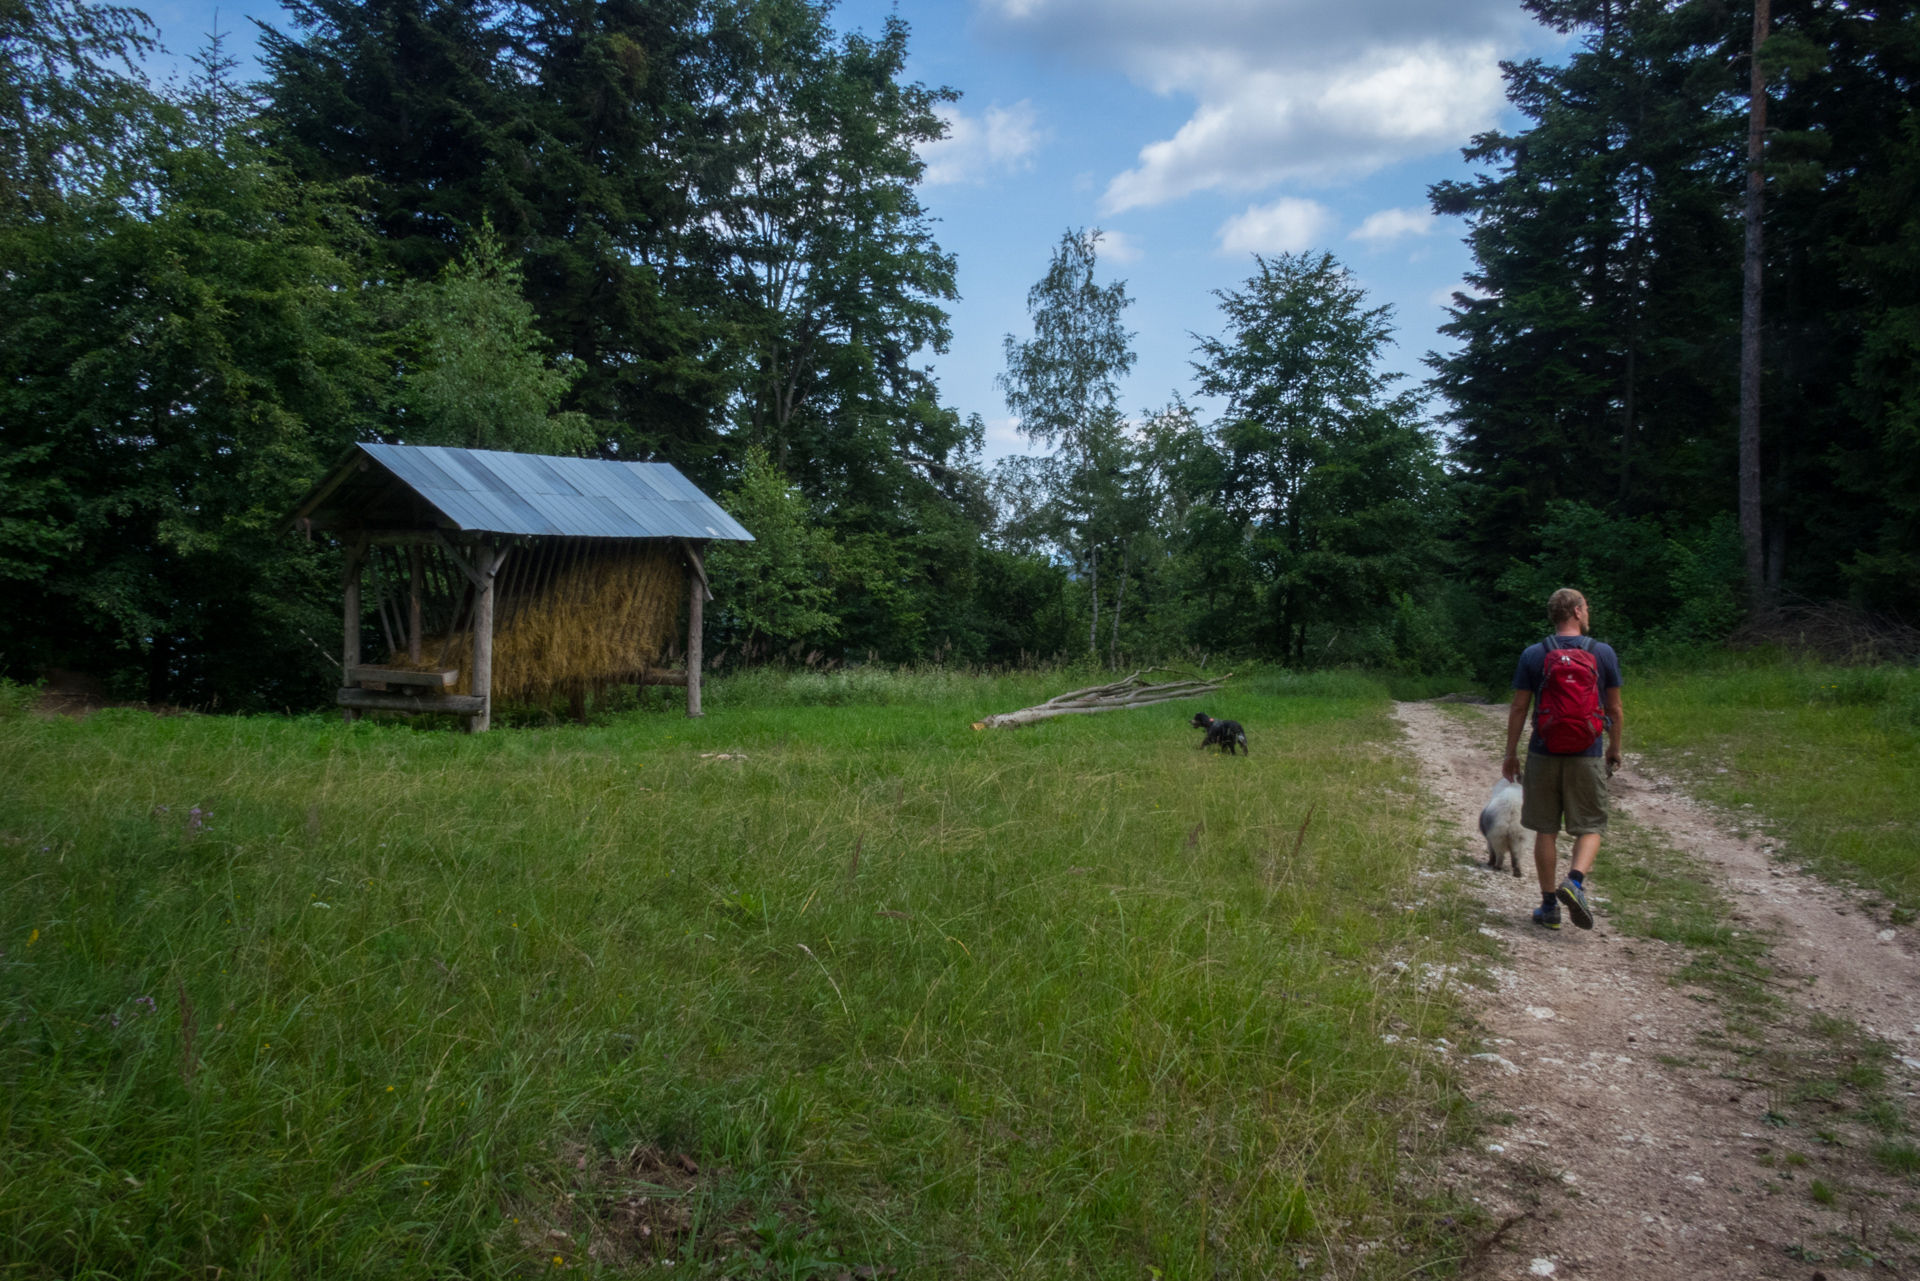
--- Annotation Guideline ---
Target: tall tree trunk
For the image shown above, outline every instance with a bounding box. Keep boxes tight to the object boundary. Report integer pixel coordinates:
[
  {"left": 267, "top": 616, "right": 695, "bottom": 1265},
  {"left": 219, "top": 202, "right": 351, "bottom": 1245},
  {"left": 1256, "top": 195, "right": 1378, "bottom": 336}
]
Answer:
[
  {"left": 1739, "top": 0, "right": 1770, "bottom": 604},
  {"left": 1109, "top": 542, "right": 1129, "bottom": 669},
  {"left": 1088, "top": 543, "right": 1099, "bottom": 655},
  {"left": 1621, "top": 164, "right": 1645, "bottom": 504},
  {"left": 1619, "top": 339, "right": 1637, "bottom": 502}
]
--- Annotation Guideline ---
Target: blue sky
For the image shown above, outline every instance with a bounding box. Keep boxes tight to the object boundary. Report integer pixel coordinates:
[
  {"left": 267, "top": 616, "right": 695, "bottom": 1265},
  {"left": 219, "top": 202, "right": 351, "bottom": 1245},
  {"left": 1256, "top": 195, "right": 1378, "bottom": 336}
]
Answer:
[{"left": 138, "top": 0, "right": 1567, "bottom": 460}]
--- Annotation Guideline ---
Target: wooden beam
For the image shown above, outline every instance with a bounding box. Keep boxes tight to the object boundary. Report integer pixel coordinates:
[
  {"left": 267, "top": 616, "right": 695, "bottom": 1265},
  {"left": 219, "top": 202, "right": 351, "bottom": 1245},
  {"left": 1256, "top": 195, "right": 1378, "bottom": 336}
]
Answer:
[
  {"left": 336, "top": 688, "right": 486, "bottom": 715},
  {"left": 678, "top": 537, "right": 713, "bottom": 601},
  {"left": 364, "top": 529, "right": 446, "bottom": 546},
  {"left": 435, "top": 532, "right": 487, "bottom": 591},
  {"left": 433, "top": 533, "right": 509, "bottom": 593},
  {"left": 346, "top": 665, "right": 456, "bottom": 688},
  {"left": 685, "top": 542, "right": 704, "bottom": 719},
  {"left": 285, "top": 451, "right": 370, "bottom": 530},
  {"left": 637, "top": 670, "right": 689, "bottom": 687}
]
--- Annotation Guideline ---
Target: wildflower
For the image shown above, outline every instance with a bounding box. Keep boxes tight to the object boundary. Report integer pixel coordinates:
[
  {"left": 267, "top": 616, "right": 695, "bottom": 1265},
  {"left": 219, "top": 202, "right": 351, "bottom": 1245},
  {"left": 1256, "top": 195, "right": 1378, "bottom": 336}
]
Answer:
[
  {"left": 386, "top": 1086, "right": 394, "bottom": 1092},
  {"left": 26, "top": 930, "right": 37, "bottom": 947}
]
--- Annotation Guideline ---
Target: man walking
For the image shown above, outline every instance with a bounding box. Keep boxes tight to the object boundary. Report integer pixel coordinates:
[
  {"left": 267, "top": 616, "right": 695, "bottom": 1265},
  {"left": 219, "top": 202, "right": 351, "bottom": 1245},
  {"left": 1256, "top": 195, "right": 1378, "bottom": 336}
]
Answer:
[{"left": 1502, "top": 588, "right": 1624, "bottom": 930}]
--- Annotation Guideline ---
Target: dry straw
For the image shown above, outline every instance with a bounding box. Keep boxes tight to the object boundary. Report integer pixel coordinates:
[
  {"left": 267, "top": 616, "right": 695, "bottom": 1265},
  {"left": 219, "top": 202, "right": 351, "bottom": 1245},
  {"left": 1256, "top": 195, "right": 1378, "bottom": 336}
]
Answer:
[{"left": 404, "top": 540, "right": 685, "bottom": 705}]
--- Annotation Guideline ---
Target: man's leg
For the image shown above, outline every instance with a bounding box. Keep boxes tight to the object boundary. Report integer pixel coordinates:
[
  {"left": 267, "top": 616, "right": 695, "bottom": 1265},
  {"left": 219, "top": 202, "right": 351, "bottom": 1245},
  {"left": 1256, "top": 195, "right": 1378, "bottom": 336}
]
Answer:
[
  {"left": 1534, "top": 831, "right": 1559, "bottom": 895},
  {"left": 1570, "top": 832, "right": 1601, "bottom": 878},
  {"left": 1522, "top": 755, "right": 1567, "bottom": 928},
  {"left": 1550, "top": 758, "right": 1607, "bottom": 929}
]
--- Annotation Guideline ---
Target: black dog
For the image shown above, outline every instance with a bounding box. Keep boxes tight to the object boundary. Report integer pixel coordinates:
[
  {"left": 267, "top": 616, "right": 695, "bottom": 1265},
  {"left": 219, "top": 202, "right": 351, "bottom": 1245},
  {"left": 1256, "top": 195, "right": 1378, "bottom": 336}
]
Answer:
[{"left": 1191, "top": 712, "right": 1248, "bottom": 755}]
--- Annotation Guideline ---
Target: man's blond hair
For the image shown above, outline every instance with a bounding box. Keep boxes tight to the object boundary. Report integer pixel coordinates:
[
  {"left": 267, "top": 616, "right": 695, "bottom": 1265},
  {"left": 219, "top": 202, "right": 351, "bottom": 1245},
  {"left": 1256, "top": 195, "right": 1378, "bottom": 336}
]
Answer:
[{"left": 1548, "top": 588, "right": 1587, "bottom": 628}]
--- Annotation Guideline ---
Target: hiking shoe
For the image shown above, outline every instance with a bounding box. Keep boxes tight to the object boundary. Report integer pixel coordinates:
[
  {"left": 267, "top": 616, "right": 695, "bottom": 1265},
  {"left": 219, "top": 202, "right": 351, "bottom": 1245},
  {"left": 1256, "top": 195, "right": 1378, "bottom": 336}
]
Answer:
[
  {"left": 1532, "top": 903, "right": 1562, "bottom": 930},
  {"left": 1557, "top": 878, "right": 1595, "bottom": 930}
]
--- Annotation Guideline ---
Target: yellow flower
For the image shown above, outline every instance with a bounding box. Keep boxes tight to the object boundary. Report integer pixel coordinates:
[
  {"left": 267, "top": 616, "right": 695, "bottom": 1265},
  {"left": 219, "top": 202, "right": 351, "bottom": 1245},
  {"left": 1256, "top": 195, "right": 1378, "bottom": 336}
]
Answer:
[{"left": 26, "top": 930, "right": 38, "bottom": 947}]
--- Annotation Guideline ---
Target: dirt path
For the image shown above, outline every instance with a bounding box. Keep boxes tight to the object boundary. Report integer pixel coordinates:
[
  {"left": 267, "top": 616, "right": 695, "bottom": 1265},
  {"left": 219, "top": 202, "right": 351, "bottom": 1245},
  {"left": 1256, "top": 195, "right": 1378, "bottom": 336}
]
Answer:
[{"left": 1395, "top": 699, "right": 1920, "bottom": 1280}]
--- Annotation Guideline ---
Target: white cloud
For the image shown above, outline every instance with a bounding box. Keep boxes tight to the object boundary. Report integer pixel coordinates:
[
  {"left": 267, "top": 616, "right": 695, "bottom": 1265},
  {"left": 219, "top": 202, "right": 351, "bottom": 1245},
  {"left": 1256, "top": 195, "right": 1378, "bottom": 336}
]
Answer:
[
  {"left": 920, "top": 101, "right": 1043, "bottom": 186},
  {"left": 1216, "top": 198, "right": 1336, "bottom": 255},
  {"left": 983, "top": 415, "right": 1040, "bottom": 458},
  {"left": 973, "top": 1, "right": 1536, "bottom": 212},
  {"left": 1350, "top": 206, "right": 1436, "bottom": 244},
  {"left": 1101, "top": 45, "right": 1502, "bottom": 212},
  {"left": 1095, "top": 228, "right": 1143, "bottom": 263}
]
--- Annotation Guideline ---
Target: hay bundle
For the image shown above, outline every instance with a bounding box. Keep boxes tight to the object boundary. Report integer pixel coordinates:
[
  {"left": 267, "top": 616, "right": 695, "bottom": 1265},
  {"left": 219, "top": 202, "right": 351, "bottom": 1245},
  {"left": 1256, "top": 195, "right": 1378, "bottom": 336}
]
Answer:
[{"left": 390, "top": 540, "right": 686, "bottom": 705}]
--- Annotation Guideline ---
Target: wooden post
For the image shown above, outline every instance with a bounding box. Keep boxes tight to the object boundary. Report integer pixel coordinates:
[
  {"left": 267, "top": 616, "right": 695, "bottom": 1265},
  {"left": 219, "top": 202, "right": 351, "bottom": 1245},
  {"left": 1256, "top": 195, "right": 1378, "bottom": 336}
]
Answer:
[
  {"left": 408, "top": 545, "right": 423, "bottom": 664},
  {"left": 342, "top": 538, "right": 365, "bottom": 723},
  {"left": 686, "top": 542, "right": 705, "bottom": 719},
  {"left": 469, "top": 544, "right": 497, "bottom": 733}
]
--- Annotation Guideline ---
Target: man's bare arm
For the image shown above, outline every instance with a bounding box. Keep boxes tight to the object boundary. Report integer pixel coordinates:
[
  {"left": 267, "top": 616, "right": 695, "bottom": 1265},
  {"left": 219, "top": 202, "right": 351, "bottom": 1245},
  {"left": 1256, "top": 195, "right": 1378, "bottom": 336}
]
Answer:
[
  {"left": 1502, "top": 690, "right": 1530, "bottom": 782},
  {"left": 1604, "top": 686, "right": 1624, "bottom": 768}
]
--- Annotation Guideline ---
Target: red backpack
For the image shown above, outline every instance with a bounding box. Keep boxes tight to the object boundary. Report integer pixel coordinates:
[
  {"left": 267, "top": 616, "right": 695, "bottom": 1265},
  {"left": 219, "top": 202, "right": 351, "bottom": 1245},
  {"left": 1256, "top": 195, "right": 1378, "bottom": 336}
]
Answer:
[{"left": 1535, "top": 635, "right": 1606, "bottom": 754}]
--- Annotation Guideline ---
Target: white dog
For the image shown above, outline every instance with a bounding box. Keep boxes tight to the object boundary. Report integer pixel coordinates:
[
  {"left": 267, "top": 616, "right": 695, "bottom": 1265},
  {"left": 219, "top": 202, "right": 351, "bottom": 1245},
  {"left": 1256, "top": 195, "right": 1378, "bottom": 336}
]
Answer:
[{"left": 1478, "top": 778, "right": 1531, "bottom": 877}]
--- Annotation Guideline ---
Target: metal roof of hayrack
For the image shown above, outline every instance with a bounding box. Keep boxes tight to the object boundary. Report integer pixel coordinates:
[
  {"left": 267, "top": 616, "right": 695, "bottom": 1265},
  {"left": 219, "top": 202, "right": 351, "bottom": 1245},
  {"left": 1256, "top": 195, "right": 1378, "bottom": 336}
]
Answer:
[{"left": 288, "top": 443, "right": 754, "bottom": 542}]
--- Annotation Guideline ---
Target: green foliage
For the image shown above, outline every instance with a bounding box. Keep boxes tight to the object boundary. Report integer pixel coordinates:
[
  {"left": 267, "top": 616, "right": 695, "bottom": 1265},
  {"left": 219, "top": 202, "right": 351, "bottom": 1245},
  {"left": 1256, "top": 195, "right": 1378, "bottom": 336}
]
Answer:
[
  {"left": 0, "top": 76, "right": 384, "bottom": 706},
  {"left": 1487, "top": 501, "right": 1744, "bottom": 670},
  {"left": 395, "top": 224, "right": 593, "bottom": 454},
  {"left": 992, "top": 227, "right": 1138, "bottom": 657},
  {"left": 1428, "top": 0, "right": 1740, "bottom": 576},
  {"left": 717, "top": 9, "right": 958, "bottom": 480},
  {"left": 0, "top": 677, "right": 38, "bottom": 719},
  {"left": 707, "top": 448, "right": 839, "bottom": 656},
  {"left": 1197, "top": 252, "right": 1450, "bottom": 664},
  {"left": 1433, "top": 0, "right": 1920, "bottom": 626},
  {"left": 15, "top": 0, "right": 1920, "bottom": 704},
  {"left": 997, "top": 227, "right": 1135, "bottom": 455},
  {"left": 0, "top": 0, "right": 156, "bottom": 218}
]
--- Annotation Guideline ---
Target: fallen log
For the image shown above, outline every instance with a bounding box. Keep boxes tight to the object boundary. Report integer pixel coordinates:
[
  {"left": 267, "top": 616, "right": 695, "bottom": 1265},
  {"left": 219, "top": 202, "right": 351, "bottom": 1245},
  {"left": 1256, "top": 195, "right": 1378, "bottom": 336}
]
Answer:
[{"left": 971, "top": 669, "right": 1232, "bottom": 730}]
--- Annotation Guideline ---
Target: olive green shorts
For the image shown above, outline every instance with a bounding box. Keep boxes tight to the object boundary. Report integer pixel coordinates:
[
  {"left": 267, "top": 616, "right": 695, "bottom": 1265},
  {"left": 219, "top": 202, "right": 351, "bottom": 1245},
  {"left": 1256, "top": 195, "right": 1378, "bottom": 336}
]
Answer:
[{"left": 1521, "top": 753, "right": 1609, "bottom": 836}]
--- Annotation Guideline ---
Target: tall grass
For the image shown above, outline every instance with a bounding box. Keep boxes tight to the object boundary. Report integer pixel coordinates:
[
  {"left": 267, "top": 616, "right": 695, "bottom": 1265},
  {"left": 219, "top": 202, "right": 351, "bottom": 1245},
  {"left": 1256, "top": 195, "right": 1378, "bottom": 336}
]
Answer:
[
  {"left": 1628, "top": 655, "right": 1920, "bottom": 901},
  {"left": 1, "top": 669, "right": 1475, "bottom": 1278}
]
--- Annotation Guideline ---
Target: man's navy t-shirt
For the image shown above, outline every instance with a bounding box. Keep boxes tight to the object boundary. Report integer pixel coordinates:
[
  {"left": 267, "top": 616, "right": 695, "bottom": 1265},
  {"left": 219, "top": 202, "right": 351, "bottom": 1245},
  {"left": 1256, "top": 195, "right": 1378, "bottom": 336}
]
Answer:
[{"left": 1512, "top": 635, "right": 1622, "bottom": 756}]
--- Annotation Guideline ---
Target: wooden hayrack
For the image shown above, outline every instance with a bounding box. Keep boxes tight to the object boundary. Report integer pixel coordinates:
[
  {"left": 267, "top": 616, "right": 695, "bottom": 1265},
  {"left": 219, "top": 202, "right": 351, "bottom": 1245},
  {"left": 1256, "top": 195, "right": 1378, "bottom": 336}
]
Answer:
[{"left": 286, "top": 444, "right": 754, "bottom": 731}]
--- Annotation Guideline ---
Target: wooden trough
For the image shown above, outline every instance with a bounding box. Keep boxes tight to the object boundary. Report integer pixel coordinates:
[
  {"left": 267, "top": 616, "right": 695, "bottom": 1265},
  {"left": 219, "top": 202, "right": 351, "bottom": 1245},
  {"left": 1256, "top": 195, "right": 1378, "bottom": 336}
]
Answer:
[{"left": 286, "top": 444, "right": 754, "bottom": 730}]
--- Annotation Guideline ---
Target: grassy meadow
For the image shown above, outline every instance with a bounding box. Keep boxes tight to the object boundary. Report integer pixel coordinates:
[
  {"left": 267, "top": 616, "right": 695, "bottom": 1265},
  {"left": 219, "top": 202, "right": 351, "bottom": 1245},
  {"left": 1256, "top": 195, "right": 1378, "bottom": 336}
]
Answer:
[
  {"left": 1626, "top": 659, "right": 1920, "bottom": 903},
  {"left": 0, "top": 668, "right": 1483, "bottom": 1280}
]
